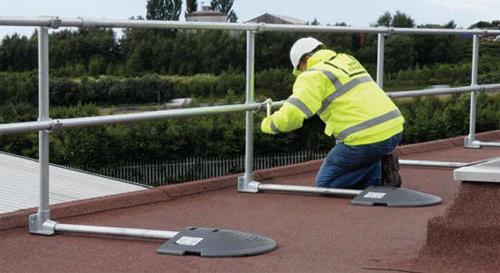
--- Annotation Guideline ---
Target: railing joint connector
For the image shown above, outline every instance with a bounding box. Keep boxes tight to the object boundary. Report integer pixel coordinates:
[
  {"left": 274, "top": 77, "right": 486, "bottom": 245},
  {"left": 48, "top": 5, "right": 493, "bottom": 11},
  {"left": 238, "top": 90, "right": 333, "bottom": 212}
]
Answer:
[
  {"left": 76, "top": 16, "right": 96, "bottom": 28},
  {"left": 256, "top": 23, "right": 265, "bottom": 32},
  {"left": 43, "top": 119, "right": 63, "bottom": 133},
  {"left": 49, "top": 17, "right": 61, "bottom": 29}
]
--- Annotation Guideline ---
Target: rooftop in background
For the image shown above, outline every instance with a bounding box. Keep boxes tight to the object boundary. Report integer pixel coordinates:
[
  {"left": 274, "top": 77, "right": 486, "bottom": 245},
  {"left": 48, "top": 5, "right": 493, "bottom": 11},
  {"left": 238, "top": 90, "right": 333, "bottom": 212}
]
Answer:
[
  {"left": 246, "top": 13, "right": 306, "bottom": 25},
  {"left": 185, "top": 6, "right": 228, "bottom": 23},
  {"left": 0, "top": 152, "right": 145, "bottom": 214},
  {"left": 1, "top": 130, "right": 499, "bottom": 273}
]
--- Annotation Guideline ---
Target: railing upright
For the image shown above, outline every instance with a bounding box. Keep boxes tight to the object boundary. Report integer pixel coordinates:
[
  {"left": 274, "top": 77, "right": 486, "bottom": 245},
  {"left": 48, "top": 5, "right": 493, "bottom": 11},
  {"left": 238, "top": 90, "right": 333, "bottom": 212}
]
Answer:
[
  {"left": 376, "top": 33, "right": 385, "bottom": 88},
  {"left": 244, "top": 30, "right": 256, "bottom": 184},
  {"left": 465, "top": 34, "right": 480, "bottom": 148},
  {"left": 29, "top": 26, "right": 55, "bottom": 235}
]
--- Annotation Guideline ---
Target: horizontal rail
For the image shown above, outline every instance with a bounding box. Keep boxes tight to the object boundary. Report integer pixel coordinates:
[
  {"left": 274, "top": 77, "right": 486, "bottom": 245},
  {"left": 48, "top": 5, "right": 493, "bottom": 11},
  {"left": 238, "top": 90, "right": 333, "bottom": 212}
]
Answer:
[
  {"left": 399, "top": 160, "right": 469, "bottom": 168},
  {"left": 480, "top": 141, "right": 500, "bottom": 147},
  {"left": 1, "top": 82, "right": 499, "bottom": 135},
  {"left": 55, "top": 223, "right": 177, "bottom": 239},
  {"left": 258, "top": 183, "right": 362, "bottom": 197},
  {"left": 0, "top": 101, "right": 283, "bottom": 135},
  {"left": 1, "top": 16, "right": 500, "bottom": 35},
  {"left": 387, "top": 83, "right": 500, "bottom": 98}
]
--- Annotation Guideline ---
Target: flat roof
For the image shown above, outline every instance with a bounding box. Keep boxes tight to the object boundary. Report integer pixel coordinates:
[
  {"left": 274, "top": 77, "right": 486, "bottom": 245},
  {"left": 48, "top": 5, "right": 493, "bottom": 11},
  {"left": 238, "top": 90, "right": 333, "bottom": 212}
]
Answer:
[
  {"left": 0, "top": 130, "right": 499, "bottom": 273},
  {"left": 0, "top": 152, "right": 146, "bottom": 213}
]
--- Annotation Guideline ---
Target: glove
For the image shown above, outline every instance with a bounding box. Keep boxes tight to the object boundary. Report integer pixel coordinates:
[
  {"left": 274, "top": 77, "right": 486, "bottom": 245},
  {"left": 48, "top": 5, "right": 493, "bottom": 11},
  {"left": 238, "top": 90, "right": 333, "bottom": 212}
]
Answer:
[{"left": 261, "top": 116, "right": 277, "bottom": 135}]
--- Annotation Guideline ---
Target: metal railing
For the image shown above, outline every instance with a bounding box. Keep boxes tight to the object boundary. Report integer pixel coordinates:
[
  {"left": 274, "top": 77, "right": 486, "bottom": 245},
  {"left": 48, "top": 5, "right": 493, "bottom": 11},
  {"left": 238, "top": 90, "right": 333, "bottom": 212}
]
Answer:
[
  {"left": 68, "top": 150, "right": 330, "bottom": 186},
  {"left": 0, "top": 16, "right": 499, "bottom": 236}
]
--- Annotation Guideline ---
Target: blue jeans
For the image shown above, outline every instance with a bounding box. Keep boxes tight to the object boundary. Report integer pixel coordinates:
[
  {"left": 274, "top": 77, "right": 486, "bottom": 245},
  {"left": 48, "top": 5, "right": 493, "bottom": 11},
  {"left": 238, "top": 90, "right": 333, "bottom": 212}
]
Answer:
[{"left": 315, "top": 133, "right": 402, "bottom": 189}]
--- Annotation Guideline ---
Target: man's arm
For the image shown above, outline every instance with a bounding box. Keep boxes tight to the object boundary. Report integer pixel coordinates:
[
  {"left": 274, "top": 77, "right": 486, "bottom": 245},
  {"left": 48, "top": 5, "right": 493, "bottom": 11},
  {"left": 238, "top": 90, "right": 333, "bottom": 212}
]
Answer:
[{"left": 261, "top": 71, "right": 325, "bottom": 134}]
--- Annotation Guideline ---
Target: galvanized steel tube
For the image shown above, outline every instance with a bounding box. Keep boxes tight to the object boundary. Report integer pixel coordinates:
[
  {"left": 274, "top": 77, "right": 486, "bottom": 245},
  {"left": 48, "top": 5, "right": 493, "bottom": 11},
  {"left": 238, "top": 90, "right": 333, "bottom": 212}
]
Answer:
[
  {"left": 0, "top": 102, "right": 277, "bottom": 134},
  {"left": 467, "top": 34, "right": 480, "bottom": 145},
  {"left": 387, "top": 83, "right": 500, "bottom": 98},
  {"left": 244, "top": 31, "right": 256, "bottom": 182},
  {"left": 258, "top": 184, "right": 362, "bottom": 197},
  {"left": 37, "top": 27, "right": 50, "bottom": 223},
  {"left": 55, "top": 223, "right": 178, "bottom": 240},
  {"left": 2, "top": 17, "right": 500, "bottom": 35},
  {"left": 376, "top": 33, "right": 385, "bottom": 88},
  {"left": 399, "top": 160, "right": 468, "bottom": 168},
  {"left": 480, "top": 142, "right": 500, "bottom": 148}
]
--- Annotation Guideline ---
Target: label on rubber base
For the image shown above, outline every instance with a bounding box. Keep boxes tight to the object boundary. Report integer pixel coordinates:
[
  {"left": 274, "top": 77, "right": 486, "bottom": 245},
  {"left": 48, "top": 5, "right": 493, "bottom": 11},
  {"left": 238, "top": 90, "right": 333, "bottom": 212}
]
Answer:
[
  {"left": 176, "top": 236, "right": 204, "bottom": 246},
  {"left": 363, "top": 192, "right": 386, "bottom": 199}
]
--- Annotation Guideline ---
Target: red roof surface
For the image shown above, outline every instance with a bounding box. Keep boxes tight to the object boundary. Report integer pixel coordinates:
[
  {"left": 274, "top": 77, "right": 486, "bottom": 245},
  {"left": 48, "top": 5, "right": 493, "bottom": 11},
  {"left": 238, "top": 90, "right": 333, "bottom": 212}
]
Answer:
[{"left": 1, "top": 130, "right": 499, "bottom": 273}]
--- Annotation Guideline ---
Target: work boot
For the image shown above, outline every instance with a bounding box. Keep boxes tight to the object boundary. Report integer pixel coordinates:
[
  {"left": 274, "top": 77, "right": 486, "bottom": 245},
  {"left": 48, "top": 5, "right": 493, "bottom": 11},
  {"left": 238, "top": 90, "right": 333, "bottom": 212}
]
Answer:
[{"left": 381, "top": 153, "right": 402, "bottom": 187}]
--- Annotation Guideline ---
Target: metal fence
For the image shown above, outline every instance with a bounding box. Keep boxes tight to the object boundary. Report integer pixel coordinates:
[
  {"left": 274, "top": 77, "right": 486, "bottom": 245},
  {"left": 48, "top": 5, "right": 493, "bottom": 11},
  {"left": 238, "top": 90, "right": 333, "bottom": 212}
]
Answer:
[{"left": 69, "top": 150, "right": 328, "bottom": 186}]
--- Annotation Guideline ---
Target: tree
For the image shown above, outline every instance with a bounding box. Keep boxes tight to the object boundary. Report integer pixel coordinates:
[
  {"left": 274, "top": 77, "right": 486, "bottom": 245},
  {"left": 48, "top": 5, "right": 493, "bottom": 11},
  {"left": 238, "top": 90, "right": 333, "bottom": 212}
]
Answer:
[
  {"left": 146, "top": 0, "right": 164, "bottom": 20},
  {"left": 376, "top": 11, "right": 392, "bottom": 27},
  {"left": 210, "top": 0, "right": 238, "bottom": 22},
  {"left": 186, "top": 0, "right": 198, "bottom": 14},
  {"left": 165, "top": 0, "right": 183, "bottom": 20},
  {"left": 391, "top": 10, "right": 414, "bottom": 28},
  {"left": 310, "top": 18, "right": 320, "bottom": 26},
  {"left": 146, "top": 0, "right": 182, "bottom": 20}
]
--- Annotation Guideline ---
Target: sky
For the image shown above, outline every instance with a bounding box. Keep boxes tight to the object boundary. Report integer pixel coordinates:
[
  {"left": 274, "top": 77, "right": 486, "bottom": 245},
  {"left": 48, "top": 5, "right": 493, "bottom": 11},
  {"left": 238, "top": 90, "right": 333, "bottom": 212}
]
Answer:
[{"left": 0, "top": 0, "right": 499, "bottom": 38}]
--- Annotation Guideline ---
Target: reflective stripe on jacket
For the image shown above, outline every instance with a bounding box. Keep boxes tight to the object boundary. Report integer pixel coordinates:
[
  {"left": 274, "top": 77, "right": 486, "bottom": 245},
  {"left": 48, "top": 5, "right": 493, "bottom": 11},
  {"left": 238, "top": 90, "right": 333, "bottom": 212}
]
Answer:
[{"left": 261, "top": 49, "right": 404, "bottom": 146}]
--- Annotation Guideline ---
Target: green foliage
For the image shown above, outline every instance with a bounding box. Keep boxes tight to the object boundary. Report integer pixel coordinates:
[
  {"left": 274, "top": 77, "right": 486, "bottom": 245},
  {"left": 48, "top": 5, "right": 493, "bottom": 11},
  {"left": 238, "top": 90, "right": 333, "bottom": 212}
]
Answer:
[
  {"left": 0, "top": 10, "right": 500, "bottom": 173},
  {"left": 210, "top": 0, "right": 237, "bottom": 22},
  {"left": 374, "top": 10, "right": 414, "bottom": 28},
  {"left": 2, "top": 94, "right": 498, "bottom": 168},
  {"left": 391, "top": 10, "right": 415, "bottom": 28},
  {"left": 186, "top": 0, "right": 198, "bottom": 13},
  {"left": 146, "top": 0, "right": 182, "bottom": 20},
  {"left": 376, "top": 12, "right": 391, "bottom": 27}
]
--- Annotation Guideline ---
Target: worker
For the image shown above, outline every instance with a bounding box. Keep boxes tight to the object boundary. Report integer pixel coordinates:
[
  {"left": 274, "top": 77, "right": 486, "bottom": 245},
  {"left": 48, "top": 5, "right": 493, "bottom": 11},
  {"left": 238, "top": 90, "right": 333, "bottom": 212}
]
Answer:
[{"left": 261, "top": 37, "right": 404, "bottom": 189}]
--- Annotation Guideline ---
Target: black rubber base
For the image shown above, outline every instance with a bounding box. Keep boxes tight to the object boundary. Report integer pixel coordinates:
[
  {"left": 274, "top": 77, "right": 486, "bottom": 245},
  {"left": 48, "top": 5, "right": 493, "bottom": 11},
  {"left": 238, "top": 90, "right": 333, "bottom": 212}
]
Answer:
[
  {"left": 351, "top": 186, "right": 442, "bottom": 207},
  {"left": 157, "top": 227, "right": 277, "bottom": 257}
]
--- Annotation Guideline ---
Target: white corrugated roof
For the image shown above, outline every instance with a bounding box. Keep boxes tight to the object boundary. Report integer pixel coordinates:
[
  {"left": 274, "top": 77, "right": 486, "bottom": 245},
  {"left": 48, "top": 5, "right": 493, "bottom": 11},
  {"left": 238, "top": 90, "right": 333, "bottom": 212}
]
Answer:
[
  {"left": 270, "top": 14, "right": 306, "bottom": 25},
  {"left": 0, "top": 152, "right": 146, "bottom": 214}
]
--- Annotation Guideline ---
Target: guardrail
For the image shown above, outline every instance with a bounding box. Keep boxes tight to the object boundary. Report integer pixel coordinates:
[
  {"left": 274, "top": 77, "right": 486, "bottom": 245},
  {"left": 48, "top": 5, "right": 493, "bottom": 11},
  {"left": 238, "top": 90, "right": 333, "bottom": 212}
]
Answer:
[{"left": 0, "top": 17, "right": 499, "bottom": 235}]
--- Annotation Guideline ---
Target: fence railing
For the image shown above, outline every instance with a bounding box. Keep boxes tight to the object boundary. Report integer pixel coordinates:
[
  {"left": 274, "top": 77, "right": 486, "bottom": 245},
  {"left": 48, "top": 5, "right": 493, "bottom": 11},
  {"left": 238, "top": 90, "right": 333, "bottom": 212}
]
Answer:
[
  {"left": 68, "top": 150, "right": 329, "bottom": 187},
  {"left": 0, "top": 16, "right": 499, "bottom": 235}
]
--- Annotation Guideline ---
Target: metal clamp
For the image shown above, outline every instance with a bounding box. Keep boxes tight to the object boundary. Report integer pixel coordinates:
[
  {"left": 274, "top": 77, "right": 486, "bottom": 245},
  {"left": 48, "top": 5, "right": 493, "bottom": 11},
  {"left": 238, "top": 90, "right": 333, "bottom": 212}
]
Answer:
[
  {"left": 237, "top": 176, "right": 260, "bottom": 193},
  {"left": 256, "top": 23, "right": 266, "bottom": 32},
  {"left": 43, "top": 119, "right": 63, "bottom": 133},
  {"left": 29, "top": 214, "right": 57, "bottom": 235},
  {"left": 263, "top": 98, "right": 273, "bottom": 117},
  {"left": 49, "top": 17, "right": 62, "bottom": 29}
]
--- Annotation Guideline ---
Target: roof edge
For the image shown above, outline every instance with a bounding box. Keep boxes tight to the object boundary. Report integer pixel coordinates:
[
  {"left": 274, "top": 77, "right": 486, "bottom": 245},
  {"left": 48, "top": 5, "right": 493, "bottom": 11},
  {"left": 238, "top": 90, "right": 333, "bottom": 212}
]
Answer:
[
  {"left": 396, "top": 130, "right": 500, "bottom": 156},
  {"left": 1, "top": 129, "right": 498, "bottom": 231}
]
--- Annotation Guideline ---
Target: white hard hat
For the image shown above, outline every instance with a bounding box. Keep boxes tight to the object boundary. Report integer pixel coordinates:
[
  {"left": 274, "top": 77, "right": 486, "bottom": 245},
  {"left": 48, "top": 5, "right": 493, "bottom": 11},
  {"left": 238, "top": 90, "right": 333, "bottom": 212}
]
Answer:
[{"left": 289, "top": 37, "right": 324, "bottom": 69}]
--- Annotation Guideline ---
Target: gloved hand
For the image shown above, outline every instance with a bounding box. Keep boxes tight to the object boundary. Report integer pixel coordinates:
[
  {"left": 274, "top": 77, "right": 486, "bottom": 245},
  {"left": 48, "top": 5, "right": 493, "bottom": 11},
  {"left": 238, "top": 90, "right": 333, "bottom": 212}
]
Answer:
[{"left": 261, "top": 116, "right": 277, "bottom": 135}]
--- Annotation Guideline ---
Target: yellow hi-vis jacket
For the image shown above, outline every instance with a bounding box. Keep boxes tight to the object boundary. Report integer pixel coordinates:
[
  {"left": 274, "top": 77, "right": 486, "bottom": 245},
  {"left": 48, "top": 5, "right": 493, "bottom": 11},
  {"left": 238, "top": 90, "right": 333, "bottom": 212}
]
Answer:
[{"left": 261, "top": 49, "right": 404, "bottom": 146}]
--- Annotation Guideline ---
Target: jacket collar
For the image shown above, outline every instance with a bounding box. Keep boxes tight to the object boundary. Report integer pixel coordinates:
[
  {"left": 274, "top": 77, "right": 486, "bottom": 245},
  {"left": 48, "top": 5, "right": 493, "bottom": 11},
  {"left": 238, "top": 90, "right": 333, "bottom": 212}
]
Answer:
[
  {"left": 306, "top": 49, "right": 337, "bottom": 69},
  {"left": 293, "top": 49, "right": 337, "bottom": 76}
]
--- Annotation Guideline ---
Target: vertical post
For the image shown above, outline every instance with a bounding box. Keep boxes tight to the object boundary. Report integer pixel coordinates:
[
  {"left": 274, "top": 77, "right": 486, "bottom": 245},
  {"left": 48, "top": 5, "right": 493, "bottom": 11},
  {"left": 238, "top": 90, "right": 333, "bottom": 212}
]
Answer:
[
  {"left": 244, "top": 31, "right": 256, "bottom": 182},
  {"left": 29, "top": 27, "right": 55, "bottom": 235},
  {"left": 376, "top": 33, "right": 385, "bottom": 88},
  {"left": 238, "top": 31, "right": 259, "bottom": 193},
  {"left": 465, "top": 34, "right": 480, "bottom": 148}
]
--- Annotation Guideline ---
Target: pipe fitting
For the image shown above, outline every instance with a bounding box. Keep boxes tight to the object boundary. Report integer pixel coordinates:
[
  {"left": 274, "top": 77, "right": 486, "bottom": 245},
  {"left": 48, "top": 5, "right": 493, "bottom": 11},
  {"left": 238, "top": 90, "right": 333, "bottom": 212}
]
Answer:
[
  {"left": 256, "top": 23, "right": 266, "bottom": 32},
  {"left": 76, "top": 16, "right": 97, "bottom": 28},
  {"left": 49, "top": 17, "right": 61, "bottom": 29},
  {"left": 43, "top": 119, "right": 63, "bottom": 133}
]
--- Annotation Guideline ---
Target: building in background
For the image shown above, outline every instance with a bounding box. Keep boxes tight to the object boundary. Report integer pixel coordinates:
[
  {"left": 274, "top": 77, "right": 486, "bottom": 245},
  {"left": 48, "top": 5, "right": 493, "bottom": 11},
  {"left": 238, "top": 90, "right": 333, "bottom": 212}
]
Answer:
[
  {"left": 246, "top": 13, "right": 306, "bottom": 25},
  {"left": 185, "top": 5, "right": 228, "bottom": 23}
]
